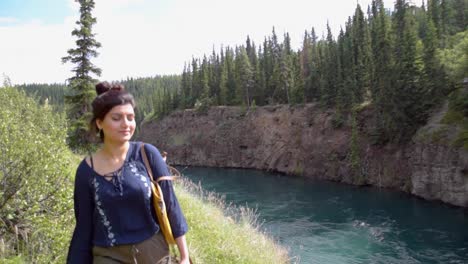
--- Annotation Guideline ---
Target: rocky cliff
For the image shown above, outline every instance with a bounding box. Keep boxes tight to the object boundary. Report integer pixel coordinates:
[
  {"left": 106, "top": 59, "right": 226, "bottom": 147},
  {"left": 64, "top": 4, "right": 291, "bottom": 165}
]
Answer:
[{"left": 138, "top": 103, "right": 468, "bottom": 207}]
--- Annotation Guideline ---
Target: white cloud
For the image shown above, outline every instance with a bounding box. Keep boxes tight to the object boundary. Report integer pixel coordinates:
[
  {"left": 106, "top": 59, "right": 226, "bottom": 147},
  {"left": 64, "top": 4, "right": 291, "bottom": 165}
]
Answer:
[
  {"left": 0, "top": 17, "right": 19, "bottom": 24},
  {"left": 0, "top": 0, "right": 397, "bottom": 84}
]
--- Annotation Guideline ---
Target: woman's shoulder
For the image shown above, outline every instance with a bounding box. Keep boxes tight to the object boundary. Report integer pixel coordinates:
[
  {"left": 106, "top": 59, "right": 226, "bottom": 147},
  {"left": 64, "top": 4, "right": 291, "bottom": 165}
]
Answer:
[
  {"left": 74, "top": 158, "right": 94, "bottom": 183},
  {"left": 131, "top": 141, "right": 163, "bottom": 162},
  {"left": 131, "top": 141, "right": 160, "bottom": 153}
]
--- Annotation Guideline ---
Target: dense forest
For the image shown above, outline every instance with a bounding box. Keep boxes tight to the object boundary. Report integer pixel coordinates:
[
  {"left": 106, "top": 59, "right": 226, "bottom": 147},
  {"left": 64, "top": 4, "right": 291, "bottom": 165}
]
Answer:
[
  {"left": 16, "top": 0, "right": 467, "bottom": 144},
  {"left": 175, "top": 0, "right": 467, "bottom": 144}
]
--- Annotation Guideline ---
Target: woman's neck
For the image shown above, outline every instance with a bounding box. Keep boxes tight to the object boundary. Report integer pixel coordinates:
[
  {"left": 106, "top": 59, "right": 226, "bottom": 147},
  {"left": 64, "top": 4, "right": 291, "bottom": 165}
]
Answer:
[{"left": 100, "top": 141, "right": 130, "bottom": 163}]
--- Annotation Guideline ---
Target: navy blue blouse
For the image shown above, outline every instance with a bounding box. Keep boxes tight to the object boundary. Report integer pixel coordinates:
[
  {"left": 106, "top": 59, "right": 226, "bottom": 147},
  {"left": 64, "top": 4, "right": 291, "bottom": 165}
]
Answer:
[{"left": 66, "top": 142, "right": 188, "bottom": 264}]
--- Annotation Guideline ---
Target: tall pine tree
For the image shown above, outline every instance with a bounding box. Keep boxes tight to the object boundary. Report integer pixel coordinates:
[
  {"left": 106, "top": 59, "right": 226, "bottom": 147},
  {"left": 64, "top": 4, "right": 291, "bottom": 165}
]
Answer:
[{"left": 62, "top": 0, "right": 102, "bottom": 150}]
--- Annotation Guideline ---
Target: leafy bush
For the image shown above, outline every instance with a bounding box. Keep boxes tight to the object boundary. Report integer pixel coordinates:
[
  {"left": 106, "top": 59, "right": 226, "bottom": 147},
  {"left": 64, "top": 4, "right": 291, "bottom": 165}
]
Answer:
[
  {"left": 0, "top": 88, "right": 75, "bottom": 263},
  {"left": 194, "top": 97, "right": 213, "bottom": 114},
  {"left": 437, "top": 30, "right": 468, "bottom": 82}
]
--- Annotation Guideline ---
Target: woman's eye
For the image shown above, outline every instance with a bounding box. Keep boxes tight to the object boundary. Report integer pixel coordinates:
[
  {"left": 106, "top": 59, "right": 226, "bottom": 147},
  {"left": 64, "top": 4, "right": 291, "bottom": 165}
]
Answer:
[{"left": 112, "top": 117, "right": 120, "bottom": 121}]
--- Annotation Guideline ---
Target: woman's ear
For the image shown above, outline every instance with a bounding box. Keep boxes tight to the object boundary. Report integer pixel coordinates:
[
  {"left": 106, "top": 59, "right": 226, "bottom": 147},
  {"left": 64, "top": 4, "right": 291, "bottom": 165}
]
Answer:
[{"left": 96, "top": 119, "right": 102, "bottom": 130}]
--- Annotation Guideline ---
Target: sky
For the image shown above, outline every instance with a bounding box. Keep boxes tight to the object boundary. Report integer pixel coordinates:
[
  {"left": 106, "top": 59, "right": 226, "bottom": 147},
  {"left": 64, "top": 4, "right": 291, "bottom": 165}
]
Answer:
[{"left": 0, "top": 0, "right": 397, "bottom": 85}]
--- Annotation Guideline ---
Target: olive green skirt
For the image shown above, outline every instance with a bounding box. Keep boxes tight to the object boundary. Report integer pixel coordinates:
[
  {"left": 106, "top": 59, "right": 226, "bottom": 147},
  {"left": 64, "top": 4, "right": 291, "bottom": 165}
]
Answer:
[{"left": 92, "top": 231, "right": 173, "bottom": 264}]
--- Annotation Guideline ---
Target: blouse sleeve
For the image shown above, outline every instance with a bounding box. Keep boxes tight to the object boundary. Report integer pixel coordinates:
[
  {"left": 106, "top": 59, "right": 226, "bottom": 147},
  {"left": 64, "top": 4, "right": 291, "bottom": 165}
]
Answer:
[
  {"left": 67, "top": 161, "right": 94, "bottom": 264},
  {"left": 144, "top": 143, "right": 189, "bottom": 238}
]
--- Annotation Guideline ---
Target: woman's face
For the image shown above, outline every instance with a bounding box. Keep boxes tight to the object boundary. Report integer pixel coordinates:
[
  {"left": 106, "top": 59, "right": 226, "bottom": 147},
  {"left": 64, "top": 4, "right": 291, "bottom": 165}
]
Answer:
[{"left": 97, "top": 103, "right": 136, "bottom": 144}]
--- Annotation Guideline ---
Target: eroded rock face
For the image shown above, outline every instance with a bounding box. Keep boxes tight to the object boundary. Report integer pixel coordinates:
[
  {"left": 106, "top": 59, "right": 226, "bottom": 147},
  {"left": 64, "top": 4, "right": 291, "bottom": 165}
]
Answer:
[
  {"left": 138, "top": 103, "right": 468, "bottom": 207},
  {"left": 409, "top": 144, "right": 468, "bottom": 207},
  {"left": 139, "top": 104, "right": 351, "bottom": 180}
]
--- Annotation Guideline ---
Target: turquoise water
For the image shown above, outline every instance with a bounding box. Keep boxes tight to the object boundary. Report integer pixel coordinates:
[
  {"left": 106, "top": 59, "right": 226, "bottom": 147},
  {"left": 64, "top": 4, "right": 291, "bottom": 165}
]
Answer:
[{"left": 181, "top": 166, "right": 468, "bottom": 264}]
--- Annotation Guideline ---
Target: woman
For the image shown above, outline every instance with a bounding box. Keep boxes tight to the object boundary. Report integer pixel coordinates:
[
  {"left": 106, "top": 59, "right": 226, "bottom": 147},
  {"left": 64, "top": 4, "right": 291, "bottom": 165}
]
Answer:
[{"left": 67, "top": 82, "right": 190, "bottom": 264}]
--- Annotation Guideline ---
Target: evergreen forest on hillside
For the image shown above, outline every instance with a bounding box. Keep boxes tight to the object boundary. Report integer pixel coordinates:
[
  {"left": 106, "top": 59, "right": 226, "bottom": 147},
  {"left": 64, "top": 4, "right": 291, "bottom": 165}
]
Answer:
[{"left": 16, "top": 0, "right": 467, "bottom": 145}]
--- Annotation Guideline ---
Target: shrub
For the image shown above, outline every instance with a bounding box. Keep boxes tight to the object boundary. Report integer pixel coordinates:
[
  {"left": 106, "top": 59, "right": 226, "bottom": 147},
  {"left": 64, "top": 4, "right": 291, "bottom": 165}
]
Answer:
[
  {"left": 0, "top": 88, "right": 75, "bottom": 263},
  {"left": 194, "top": 97, "right": 213, "bottom": 114}
]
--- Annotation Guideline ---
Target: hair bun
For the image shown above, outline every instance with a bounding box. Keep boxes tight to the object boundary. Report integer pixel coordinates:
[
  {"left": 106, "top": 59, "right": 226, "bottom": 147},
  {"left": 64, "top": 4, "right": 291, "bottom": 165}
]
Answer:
[{"left": 95, "top": 82, "right": 125, "bottom": 95}]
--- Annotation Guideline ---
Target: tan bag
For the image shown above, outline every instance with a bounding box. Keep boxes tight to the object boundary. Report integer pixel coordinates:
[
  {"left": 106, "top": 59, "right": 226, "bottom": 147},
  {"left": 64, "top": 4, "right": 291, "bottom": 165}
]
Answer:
[{"left": 140, "top": 143, "right": 177, "bottom": 245}]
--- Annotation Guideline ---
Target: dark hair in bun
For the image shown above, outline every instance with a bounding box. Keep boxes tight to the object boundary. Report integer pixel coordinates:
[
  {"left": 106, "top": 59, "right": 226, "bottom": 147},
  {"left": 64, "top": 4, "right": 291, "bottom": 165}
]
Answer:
[
  {"left": 89, "top": 81, "right": 135, "bottom": 141},
  {"left": 95, "top": 81, "right": 125, "bottom": 95}
]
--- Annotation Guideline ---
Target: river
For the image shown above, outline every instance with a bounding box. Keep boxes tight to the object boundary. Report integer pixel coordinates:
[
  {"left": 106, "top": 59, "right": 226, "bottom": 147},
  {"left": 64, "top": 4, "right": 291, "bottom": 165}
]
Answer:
[{"left": 181, "top": 166, "right": 468, "bottom": 264}]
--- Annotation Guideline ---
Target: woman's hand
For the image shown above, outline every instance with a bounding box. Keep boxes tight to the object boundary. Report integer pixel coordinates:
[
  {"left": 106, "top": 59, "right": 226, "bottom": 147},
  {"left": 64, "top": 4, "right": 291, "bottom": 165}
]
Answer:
[{"left": 179, "top": 257, "right": 190, "bottom": 264}]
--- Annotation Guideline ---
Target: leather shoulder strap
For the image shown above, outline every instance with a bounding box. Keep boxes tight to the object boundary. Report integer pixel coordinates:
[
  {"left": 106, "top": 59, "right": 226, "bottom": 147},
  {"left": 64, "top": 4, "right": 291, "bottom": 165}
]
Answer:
[
  {"left": 140, "top": 143, "right": 154, "bottom": 181},
  {"left": 140, "top": 143, "right": 178, "bottom": 183}
]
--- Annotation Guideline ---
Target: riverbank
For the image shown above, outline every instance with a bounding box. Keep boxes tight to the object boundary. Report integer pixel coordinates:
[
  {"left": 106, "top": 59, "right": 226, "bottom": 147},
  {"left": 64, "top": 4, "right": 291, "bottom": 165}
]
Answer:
[{"left": 138, "top": 102, "right": 468, "bottom": 207}]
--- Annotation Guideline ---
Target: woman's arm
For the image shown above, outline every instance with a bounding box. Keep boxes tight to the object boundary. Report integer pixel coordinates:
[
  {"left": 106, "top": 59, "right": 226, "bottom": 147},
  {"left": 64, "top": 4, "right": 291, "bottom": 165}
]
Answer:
[
  {"left": 66, "top": 161, "right": 94, "bottom": 264},
  {"left": 144, "top": 144, "right": 190, "bottom": 259},
  {"left": 175, "top": 235, "right": 190, "bottom": 264}
]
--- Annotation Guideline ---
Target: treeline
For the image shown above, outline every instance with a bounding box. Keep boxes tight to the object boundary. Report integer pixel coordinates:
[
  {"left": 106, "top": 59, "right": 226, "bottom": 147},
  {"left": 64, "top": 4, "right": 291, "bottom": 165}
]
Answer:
[
  {"left": 15, "top": 75, "right": 180, "bottom": 133},
  {"left": 172, "top": 0, "right": 466, "bottom": 144},
  {"left": 119, "top": 75, "right": 181, "bottom": 132},
  {"left": 16, "top": 83, "right": 67, "bottom": 108}
]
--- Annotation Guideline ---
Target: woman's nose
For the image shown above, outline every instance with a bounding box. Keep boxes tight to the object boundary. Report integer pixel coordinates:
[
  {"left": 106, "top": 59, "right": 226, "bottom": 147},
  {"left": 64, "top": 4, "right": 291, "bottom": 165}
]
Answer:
[{"left": 122, "top": 118, "right": 130, "bottom": 127}]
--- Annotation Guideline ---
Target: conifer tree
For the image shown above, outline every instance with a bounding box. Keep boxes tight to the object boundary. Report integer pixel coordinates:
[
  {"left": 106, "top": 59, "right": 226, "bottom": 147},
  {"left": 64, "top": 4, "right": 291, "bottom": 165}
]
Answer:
[
  {"left": 279, "top": 33, "right": 294, "bottom": 104},
  {"left": 309, "top": 27, "right": 321, "bottom": 102},
  {"left": 236, "top": 47, "right": 254, "bottom": 106},
  {"left": 300, "top": 30, "right": 312, "bottom": 102},
  {"left": 257, "top": 46, "right": 267, "bottom": 105},
  {"left": 428, "top": 0, "right": 442, "bottom": 39},
  {"left": 199, "top": 55, "right": 210, "bottom": 99},
  {"left": 392, "top": 0, "right": 425, "bottom": 142},
  {"left": 336, "top": 27, "right": 353, "bottom": 112},
  {"left": 218, "top": 48, "right": 228, "bottom": 105},
  {"left": 351, "top": 4, "right": 372, "bottom": 103},
  {"left": 453, "top": 0, "right": 466, "bottom": 33},
  {"left": 208, "top": 49, "right": 219, "bottom": 103},
  {"left": 224, "top": 47, "right": 237, "bottom": 105},
  {"left": 191, "top": 58, "right": 200, "bottom": 107},
  {"left": 291, "top": 52, "right": 305, "bottom": 104},
  {"left": 181, "top": 63, "right": 191, "bottom": 108},
  {"left": 321, "top": 22, "right": 338, "bottom": 106},
  {"left": 369, "top": 0, "right": 395, "bottom": 143},
  {"left": 62, "top": 0, "right": 102, "bottom": 150}
]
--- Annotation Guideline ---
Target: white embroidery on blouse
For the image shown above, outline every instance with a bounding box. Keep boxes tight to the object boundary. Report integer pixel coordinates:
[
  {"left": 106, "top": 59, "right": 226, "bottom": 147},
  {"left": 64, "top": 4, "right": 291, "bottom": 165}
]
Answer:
[
  {"left": 93, "top": 178, "right": 116, "bottom": 246},
  {"left": 129, "top": 162, "right": 152, "bottom": 198}
]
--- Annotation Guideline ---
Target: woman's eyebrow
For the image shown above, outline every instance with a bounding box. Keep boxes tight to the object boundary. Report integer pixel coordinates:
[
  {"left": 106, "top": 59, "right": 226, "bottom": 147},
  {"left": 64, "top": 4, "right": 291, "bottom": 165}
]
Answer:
[{"left": 111, "top": 112, "right": 134, "bottom": 116}]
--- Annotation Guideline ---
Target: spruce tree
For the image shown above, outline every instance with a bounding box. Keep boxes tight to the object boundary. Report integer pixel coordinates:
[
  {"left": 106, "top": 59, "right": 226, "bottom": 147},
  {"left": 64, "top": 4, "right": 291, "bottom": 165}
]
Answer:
[
  {"left": 62, "top": 0, "right": 102, "bottom": 150},
  {"left": 181, "top": 63, "right": 191, "bottom": 108},
  {"left": 236, "top": 47, "right": 254, "bottom": 106},
  {"left": 351, "top": 4, "right": 372, "bottom": 103},
  {"left": 257, "top": 46, "right": 267, "bottom": 105},
  {"left": 190, "top": 58, "right": 200, "bottom": 107},
  {"left": 370, "top": 0, "right": 395, "bottom": 143},
  {"left": 300, "top": 30, "right": 312, "bottom": 102},
  {"left": 279, "top": 33, "right": 294, "bottom": 104},
  {"left": 309, "top": 27, "right": 321, "bottom": 102},
  {"left": 224, "top": 47, "right": 237, "bottom": 105},
  {"left": 322, "top": 22, "right": 338, "bottom": 106},
  {"left": 392, "top": 0, "right": 424, "bottom": 142}
]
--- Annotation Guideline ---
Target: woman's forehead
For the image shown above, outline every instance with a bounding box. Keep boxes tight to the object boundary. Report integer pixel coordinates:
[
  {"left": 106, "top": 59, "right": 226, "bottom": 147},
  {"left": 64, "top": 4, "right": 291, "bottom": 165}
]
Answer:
[{"left": 109, "top": 104, "right": 134, "bottom": 114}]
